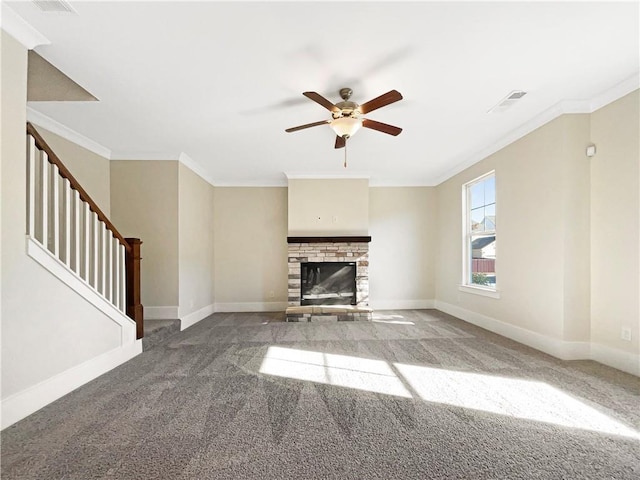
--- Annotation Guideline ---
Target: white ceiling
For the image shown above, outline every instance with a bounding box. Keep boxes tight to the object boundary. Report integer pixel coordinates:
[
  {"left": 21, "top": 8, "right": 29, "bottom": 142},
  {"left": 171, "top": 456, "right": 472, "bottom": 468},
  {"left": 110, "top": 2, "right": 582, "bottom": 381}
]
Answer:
[{"left": 7, "top": 1, "right": 640, "bottom": 186}]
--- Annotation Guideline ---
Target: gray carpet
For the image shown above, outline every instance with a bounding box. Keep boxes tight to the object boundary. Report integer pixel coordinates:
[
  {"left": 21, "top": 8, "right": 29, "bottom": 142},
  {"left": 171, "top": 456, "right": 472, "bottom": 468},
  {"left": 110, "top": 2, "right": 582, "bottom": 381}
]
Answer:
[
  {"left": 142, "top": 319, "right": 181, "bottom": 351},
  {"left": 2, "top": 310, "right": 639, "bottom": 479}
]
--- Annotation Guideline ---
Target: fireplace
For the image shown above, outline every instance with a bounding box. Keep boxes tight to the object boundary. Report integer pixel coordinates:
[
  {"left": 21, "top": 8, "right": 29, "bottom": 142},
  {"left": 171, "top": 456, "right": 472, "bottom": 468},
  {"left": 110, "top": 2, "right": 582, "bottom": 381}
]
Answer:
[
  {"left": 301, "top": 262, "right": 357, "bottom": 306},
  {"left": 286, "top": 237, "right": 372, "bottom": 321}
]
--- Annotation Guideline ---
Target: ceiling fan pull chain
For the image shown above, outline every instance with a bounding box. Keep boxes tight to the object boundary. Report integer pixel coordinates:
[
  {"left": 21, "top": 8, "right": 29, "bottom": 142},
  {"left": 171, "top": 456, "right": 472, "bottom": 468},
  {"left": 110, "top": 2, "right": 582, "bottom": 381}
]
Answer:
[{"left": 344, "top": 139, "right": 348, "bottom": 168}]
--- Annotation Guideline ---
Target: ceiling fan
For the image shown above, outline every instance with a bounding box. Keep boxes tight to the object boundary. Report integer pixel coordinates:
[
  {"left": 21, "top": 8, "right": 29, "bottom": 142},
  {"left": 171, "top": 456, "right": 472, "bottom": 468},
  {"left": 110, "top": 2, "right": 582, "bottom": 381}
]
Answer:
[{"left": 285, "top": 88, "right": 403, "bottom": 149}]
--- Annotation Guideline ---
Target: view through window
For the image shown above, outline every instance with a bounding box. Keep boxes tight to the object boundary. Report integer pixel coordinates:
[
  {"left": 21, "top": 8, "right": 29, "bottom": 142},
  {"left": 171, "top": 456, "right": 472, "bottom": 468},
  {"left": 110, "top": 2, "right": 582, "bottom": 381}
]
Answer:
[{"left": 464, "top": 172, "right": 496, "bottom": 288}]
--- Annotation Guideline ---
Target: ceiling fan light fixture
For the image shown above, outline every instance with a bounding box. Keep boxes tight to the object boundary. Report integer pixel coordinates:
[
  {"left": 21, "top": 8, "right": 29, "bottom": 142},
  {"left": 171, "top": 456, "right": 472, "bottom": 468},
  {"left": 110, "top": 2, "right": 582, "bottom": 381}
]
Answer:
[{"left": 330, "top": 116, "right": 362, "bottom": 138}]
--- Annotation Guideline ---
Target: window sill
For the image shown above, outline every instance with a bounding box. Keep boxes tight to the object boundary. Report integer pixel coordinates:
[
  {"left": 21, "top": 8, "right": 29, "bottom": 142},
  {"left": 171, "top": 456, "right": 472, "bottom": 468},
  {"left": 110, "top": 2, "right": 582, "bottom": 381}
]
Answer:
[{"left": 458, "top": 284, "right": 500, "bottom": 299}]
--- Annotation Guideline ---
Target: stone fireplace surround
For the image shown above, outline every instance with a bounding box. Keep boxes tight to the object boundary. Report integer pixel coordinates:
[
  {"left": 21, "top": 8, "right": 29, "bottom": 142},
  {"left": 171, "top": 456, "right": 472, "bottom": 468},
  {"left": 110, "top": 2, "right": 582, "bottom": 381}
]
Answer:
[{"left": 286, "top": 236, "right": 373, "bottom": 322}]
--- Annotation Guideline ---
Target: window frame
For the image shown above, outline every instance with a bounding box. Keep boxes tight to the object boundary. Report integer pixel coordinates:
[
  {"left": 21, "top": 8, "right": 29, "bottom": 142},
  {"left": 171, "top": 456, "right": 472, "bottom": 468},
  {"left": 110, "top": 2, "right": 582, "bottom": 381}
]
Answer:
[{"left": 460, "top": 171, "right": 499, "bottom": 298}]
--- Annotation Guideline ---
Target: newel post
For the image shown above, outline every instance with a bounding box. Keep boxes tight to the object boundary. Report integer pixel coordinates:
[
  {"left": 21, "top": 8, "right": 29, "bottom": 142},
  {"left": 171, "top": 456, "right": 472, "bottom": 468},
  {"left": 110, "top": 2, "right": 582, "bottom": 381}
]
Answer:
[{"left": 125, "top": 238, "right": 144, "bottom": 339}]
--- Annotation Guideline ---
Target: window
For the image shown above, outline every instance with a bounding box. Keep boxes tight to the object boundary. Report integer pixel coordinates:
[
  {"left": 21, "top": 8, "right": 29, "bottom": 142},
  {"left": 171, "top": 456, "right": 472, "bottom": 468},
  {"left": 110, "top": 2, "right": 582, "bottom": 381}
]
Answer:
[{"left": 463, "top": 172, "right": 496, "bottom": 293}]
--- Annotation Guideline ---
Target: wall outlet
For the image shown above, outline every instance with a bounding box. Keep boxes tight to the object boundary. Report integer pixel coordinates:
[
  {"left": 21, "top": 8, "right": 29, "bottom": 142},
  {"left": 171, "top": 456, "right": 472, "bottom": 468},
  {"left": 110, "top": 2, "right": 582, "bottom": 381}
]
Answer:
[
  {"left": 268, "top": 290, "right": 275, "bottom": 298},
  {"left": 620, "top": 327, "right": 632, "bottom": 342},
  {"left": 332, "top": 215, "right": 338, "bottom": 223}
]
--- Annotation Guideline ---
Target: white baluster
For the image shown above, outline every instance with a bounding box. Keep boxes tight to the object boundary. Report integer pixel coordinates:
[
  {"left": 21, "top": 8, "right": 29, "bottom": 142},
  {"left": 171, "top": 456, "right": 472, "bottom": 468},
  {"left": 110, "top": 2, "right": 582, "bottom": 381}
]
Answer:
[
  {"left": 40, "top": 152, "right": 49, "bottom": 248},
  {"left": 83, "top": 203, "right": 91, "bottom": 282},
  {"left": 111, "top": 237, "right": 117, "bottom": 305},
  {"left": 73, "top": 190, "right": 81, "bottom": 275},
  {"left": 63, "top": 178, "right": 72, "bottom": 267},
  {"left": 120, "top": 244, "right": 127, "bottom": 312},
  {"left": 51, "top": 164, "right": 60, "bottom": 257},
  {"left": 113, "top": 237, "right": 120, "bottom": 309},
  {"left": 93, "top": 212, "right": 99, "bottom": 290},
  {"left": 27, "top": 136, "right": 37, "bottom": 237},
  {"left": 102, "top": 225, "right": 109, "bottom": 298}
]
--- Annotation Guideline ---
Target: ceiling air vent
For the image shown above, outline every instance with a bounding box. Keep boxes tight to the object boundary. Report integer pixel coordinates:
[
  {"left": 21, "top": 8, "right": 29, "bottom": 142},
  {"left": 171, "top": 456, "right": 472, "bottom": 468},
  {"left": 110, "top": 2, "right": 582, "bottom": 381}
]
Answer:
[
  {"left": 32, "top": 0, "right": 76, "bottom": 14},
  {"left": 487, "top": 90, "right": 527, "bottom": 113}
]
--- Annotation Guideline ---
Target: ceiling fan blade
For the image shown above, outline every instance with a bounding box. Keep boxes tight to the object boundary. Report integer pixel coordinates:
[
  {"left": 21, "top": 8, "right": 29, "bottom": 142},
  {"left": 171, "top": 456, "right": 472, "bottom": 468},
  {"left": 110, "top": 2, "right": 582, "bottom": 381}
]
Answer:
[
  {"left": 303, "top": 92, "right": 340, "bottom": 112},
  {"left": 285, "top": 120, "right": 329, "bottom": 133},
  {"left": 362, "top": 118, "right": 403, "bottom": 136},
  {"left": 359, "top": 90, "right": 403, "bottom": 114},
  {"left": 334, "top": 135, "right": 346, "bottom": 149}
]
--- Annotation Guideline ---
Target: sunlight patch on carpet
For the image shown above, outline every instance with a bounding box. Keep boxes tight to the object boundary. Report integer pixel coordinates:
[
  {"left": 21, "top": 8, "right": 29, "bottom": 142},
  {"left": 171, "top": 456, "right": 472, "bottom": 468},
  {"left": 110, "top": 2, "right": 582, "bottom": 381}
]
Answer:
[
  {"left": 372, "top": 319, "right": 416, "bottom": 325},
  {"left": 394, "top": 363, "right": 640, "bottom": 439},
  {"left": 260, "top": 346, "right": 639, "bottom": 439},
  {"left": 260, "top": 346, "right": 411, "bottom": 398},
  {"left": 371, "top": 314, "right": 414, "bottom": 325}
]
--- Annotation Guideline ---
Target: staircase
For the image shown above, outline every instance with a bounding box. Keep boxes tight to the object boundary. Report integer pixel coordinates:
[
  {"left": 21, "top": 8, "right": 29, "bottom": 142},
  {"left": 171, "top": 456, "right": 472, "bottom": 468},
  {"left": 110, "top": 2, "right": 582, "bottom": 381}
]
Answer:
[{"left": 25, "top": 123, "right": 144, "bottom": 337}]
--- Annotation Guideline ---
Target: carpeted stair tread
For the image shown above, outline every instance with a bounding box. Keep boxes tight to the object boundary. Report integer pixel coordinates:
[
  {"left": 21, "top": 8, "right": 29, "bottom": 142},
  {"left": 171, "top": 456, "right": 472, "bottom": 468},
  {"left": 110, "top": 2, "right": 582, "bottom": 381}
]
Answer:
[{"left": 142, "top": 319, "right": 181, "bottom": 350}]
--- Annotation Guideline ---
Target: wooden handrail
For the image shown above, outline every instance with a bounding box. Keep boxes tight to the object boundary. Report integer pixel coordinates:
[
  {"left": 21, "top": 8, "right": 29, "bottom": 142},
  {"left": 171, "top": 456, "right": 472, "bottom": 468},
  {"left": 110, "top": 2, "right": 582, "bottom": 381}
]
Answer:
[{"left": 26, "top": 123, "right": 131, "bottom": 253}]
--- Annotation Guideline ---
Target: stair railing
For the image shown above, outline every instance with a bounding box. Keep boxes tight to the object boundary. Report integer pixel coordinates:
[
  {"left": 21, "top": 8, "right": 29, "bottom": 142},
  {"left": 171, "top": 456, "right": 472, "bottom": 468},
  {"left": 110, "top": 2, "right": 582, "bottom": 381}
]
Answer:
[{"left": 26, "top": 123, "right": 144, "bottom": 339}]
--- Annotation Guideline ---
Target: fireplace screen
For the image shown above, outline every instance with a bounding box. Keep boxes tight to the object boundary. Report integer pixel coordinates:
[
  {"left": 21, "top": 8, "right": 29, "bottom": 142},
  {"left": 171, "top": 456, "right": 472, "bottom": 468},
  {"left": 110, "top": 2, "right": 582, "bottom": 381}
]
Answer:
[{"left": 300, "top": 262, "right": 357, "bottom": 306}]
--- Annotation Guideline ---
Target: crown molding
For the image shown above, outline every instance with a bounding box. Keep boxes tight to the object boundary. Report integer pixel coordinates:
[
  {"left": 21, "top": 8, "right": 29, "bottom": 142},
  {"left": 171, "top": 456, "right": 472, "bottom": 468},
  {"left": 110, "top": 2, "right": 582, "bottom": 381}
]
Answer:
[
  {"left": 27, "top": 107, "right": 112, "bottom": 159},
  {"left": 1, "top": 3, "right": 50, "bottom": 49},
  {"left": 25, "top": 109, "right": 216, "bottom": 186},
  {"left": 110, "top": 152, "right": 180, "bottom": 161},
  {"left": 178, "top": 152, "right": 215, "bottom": 187},
  {"left": 432, "top": 102, "right": 567, "bottom": 185},
  {"left": 285, "top": 172, "right": 371, "bottom": 181},
  {"left": 432, "top": 76, "right": 640, "bottom": 186},
  {"left": 369, "top": 178, "right": 437, "bottom": 187},
  {"left": 110, "top": 152, "right": 216, "bottom": 187},
  {"left": 213, "top": 179, "right": 288, "bottom": 187},
  {"left": 589, "top": 73, "right": 639, "bottom": 113}
]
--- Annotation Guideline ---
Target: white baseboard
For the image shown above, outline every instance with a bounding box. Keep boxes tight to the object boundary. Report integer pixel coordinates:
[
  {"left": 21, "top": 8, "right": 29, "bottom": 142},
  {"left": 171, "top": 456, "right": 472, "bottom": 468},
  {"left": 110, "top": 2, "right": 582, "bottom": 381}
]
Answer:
[
  {"left": 370, "top": 299, "right": 435, "bottom": 310},
  {"left": 1, "top": 340, "right": 142, "bottom": 430},
  {"left": 145, "top": 306, "right": 179, "bottom": 320},
  {"left": 214, "top": 301, "right": 288, "bottom": 313},
  {"left": 180, "top": 303, "right": 215, "bottom": 331},
  {"left": 434, "top": 300, "right": 639, "bottom": 376},
  {"left": 591, "top": 343, "right": 640, "bottom": 377},
  {"left": 560, "top": 341, "right": 593, "bottom": 360},
  {"left": 434, "top": 300, "right": 591, "bottom": 360}
]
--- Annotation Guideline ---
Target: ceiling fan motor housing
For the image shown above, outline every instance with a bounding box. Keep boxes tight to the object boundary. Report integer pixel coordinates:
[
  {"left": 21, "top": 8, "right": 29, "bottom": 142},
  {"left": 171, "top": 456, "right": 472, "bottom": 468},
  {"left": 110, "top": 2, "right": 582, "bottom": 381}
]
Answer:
[{"left": 333, "top": 101, "right": 360, "bottom": 119}]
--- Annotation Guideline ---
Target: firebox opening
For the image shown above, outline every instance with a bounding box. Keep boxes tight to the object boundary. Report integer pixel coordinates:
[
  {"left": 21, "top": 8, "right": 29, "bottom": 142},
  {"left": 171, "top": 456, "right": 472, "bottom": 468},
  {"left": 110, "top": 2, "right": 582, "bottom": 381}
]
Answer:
[{"left": 301, "top": 262, "right": 357, "bottom": 306}]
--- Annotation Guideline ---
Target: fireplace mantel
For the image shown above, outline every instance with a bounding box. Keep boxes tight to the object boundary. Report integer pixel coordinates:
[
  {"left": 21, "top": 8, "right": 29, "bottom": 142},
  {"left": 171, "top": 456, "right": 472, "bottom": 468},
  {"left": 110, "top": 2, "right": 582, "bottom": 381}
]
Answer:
[{"left": 287, "top": 236, "right": 371, "bottom": 243}]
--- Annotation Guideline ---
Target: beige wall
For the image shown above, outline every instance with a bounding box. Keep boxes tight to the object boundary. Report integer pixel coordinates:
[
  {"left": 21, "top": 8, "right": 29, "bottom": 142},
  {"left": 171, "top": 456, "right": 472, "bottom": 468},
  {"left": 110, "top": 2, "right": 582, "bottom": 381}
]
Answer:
[
  {"left": 214, "top": 187, "right": 288, "bottom": 308},
  {"left": 369, "top": 187, "right": 436, "bottom": 307},
  {"left": 434, "top": 95, "right": 639, "bottom": 373},
  {"left": 560, "top": 114, "right": 592, "bottom": 342},
  {"left": 32, "top": 125, "right": 111, "bottom": 216},
  {"left": 178, "top": 163, "right": 215, "bottom": 317},
  {"left": 288, "top": 178, "right": 369, "bottom": 236},
  {"left": 110, "top": 161, "right": 179, "bottom": 310},
  {"left": 1, "top": 31, "right": 122, "bottom": 400},
  {"left": 590, "top": 90, "right": 640, "bottom": 355},
  {"left": 435, "top": 115, "right": 591, "bottom": 340},
  {"left": 215, "top": 184, "right": 434, "bottom": 310}
]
